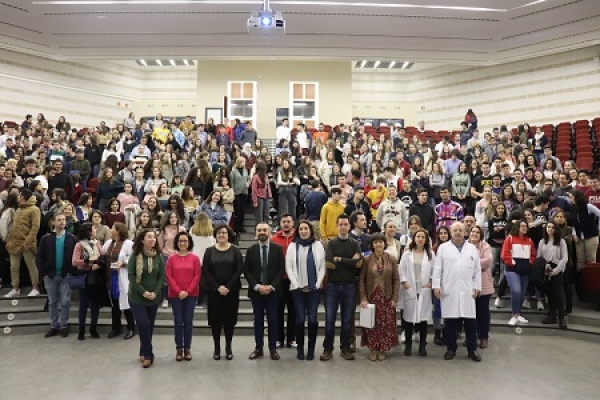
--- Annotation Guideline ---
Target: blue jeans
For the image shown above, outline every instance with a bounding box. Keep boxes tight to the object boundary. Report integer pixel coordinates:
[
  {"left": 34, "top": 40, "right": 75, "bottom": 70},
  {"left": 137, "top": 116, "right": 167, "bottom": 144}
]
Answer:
[
  {"left": 505, "top": 270, "right": 529, "bottom": 315},
  {"left": 323, "top": 282, "right": 356, "bottom": 351},
  {"left": 292, "top": 289, "right": 320, "bottom": 326},
  {"left": 170, "top": 296, "right": 197, "bottom": 349},
  {"left": 130, "top": 302, "right": 159, "bottom": 360},
  {"left": 44, "top": 275, "right": 71, "bottom": 329},
  {"left": 254, "top": 197, "right": 270, "bottom": 225},
  {"left": 250, "top": 294, "right": 279, "bottom": 351}
]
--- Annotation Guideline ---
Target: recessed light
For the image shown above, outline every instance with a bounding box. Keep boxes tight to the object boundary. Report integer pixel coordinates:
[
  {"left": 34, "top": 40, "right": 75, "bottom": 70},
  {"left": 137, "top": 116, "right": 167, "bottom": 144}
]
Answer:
[
  {"left": 183, "top": 59, "right": 189, "bottom": 65},
  {"left": 402, "top": 61, "right": 410, "bottom": 69},
  {"left": 140, "top": 59, "right": 147, "bottom": 66},
  {"left": 156, "top": 60, "right": 162, "bottom": 66},
  {"left": 360, "top": 60, "right": 367, "bottom": 68},
  {"left": 169, "top": 59, "right": 176, "bottom": 66},
  {"left": 389, "top": 61, "right": 396, "bottom": 69},
  {"left": 374, "top": 60, "right": 381, "bottom": 68}
]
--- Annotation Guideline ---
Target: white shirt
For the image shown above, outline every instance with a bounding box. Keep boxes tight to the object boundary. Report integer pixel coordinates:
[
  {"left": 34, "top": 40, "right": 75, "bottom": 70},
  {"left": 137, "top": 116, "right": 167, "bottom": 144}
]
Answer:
[
  {"left": 296, "top": 131, "right": 308, "bottom": 149},
  {"left": 275, "top": 125, "right": 291, "bottom": 143}
]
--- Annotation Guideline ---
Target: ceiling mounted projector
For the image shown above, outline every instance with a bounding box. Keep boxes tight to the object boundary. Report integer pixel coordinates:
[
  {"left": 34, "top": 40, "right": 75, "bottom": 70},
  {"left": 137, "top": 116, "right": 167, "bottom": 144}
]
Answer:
[{"left": 248, "top": 0, "right": 285, "bottom": 36}]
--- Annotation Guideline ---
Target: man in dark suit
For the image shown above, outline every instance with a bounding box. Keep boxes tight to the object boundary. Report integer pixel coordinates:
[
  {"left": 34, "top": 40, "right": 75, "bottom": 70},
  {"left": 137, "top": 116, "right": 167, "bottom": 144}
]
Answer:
[{"left": 244, "top": 222, "right": 285, "bottom": 360}]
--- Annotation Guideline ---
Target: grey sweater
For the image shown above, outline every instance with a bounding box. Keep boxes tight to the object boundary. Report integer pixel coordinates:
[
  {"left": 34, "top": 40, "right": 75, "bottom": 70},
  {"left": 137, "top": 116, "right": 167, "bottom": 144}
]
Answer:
[{"left": 537, "top": 238, "right": 568, "bottom": 273}]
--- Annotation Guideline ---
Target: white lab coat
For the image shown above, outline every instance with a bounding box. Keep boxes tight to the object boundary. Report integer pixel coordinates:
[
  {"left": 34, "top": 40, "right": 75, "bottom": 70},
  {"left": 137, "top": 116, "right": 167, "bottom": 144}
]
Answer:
[
  {"left": 102, "top": 239, "right": 134, "bottom": 310},
  {"left": 399, "top": 251, "right": 434, "bottom": 323},
  {"left": 432, "top": 241, "right": 481, "bottom": 319}
]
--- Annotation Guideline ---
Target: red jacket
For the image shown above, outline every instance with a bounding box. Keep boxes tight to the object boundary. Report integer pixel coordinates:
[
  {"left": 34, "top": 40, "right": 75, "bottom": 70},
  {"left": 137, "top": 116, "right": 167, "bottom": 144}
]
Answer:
[
  {"left": 501, "top": 234, "right": 536, "bottom": 267},
  {"left": 271, "top": 229, "right": 296, "bottom": 256}
]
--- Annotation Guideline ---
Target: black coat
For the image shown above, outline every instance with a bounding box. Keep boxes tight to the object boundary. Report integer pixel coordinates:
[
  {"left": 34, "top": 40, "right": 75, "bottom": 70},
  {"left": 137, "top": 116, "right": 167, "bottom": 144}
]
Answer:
[{"left": 243, "top": 241, "right": 285, "bottom": 298}]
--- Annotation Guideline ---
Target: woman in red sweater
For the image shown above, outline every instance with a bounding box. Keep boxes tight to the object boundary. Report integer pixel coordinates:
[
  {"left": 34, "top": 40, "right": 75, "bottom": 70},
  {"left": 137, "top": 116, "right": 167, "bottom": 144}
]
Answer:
[
  {"left": 166, "top": 231, "right": 202, "bottom": 361},
  {"left": 501, "top": 219, "right": 536, "bottom": 327}
]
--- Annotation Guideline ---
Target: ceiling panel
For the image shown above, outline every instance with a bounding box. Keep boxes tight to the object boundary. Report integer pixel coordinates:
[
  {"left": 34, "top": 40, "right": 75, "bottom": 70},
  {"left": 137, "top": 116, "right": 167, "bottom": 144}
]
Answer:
[{"left": 0, "top": 0, "right": 597, "bottom": 64}]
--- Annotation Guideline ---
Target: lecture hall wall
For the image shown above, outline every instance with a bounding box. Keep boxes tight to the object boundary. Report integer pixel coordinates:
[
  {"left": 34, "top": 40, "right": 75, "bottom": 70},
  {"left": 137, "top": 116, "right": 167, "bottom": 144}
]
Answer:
[{"left": 2, "top": 46, "right": 600, "bottom": 135}]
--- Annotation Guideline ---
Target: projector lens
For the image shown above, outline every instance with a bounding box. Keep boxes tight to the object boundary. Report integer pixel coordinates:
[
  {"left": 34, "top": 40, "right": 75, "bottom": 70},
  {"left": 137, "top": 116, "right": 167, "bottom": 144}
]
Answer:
[{"left": 261, "top": 16, "right": 272, "bottom": 26}]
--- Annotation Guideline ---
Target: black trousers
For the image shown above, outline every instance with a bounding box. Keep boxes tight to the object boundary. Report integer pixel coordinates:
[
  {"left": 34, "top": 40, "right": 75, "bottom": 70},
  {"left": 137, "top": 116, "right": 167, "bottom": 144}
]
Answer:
[
  {"left": 444, "top": 318, "right": 477, "bottom": 353},
  {"left": 233, "top": 194, "right": 248, "bottom": 233},
  {"left": 544, "top": 273, "right": 565, "bottom": 318},
  {"left": 111, "top": 297, "right": 135, "bottom": 331},
  {"left": 278, "top": 279, "right": 296, "bottom": 345}
]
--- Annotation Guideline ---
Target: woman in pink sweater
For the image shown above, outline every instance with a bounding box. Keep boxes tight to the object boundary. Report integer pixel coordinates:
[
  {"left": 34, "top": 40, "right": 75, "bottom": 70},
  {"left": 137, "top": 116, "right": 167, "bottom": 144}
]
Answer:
[
  {"left": 157, "top": 211, "right": 186, "bottom": 307},
  {"left": 468, "top": 225, "right": 494, "bottom": 349},
  {"left": 166, "top": 231, "right": 201, "bottom": 361}
]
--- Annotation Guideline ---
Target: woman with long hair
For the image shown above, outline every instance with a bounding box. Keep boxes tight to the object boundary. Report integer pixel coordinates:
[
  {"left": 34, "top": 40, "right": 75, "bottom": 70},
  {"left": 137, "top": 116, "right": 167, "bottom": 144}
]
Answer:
[
  {"left": 190, "top": 212, "right": 216, "bottom": 308},
  {"left": 360, "top": 233, "right": 400, "bottom": 361},
  {"left": 163, "top": 195, "right": 190, "bottom": 229},
  {"left": 432, "top": 225, "right": 450, "bottom": 346},
  {"left": 72, "top": 223, "right": 106, "bottom": 340},
  {"left": 198, "top": 190, "right": 229, "bottom": 227},
  {"left": 500, "top": 184, "right": 518, "bottom": 214},
  {"left": 144, "top": 195, "right": 163, "bottom": 228},
  {"left": 203, "top": 224, "right": 243, "bottom": 360},
  {"left": 103, "top": 222, "right": 135, "bottom": 340},
  {"left": 501, "top": 219, "right": 536, "bottom": 326},
  {"left": 552, "top": 210, "right": 574, "bottom": 314},
  {"left": 399, "top": 228, "right": 433, "bottom": 357},
  {"left": 276, "top": 159, "right": 300, "bottom": 221},
  {"left": 166, "top": 231, "right": 201, "bottom": 361},
  {"left": 128, "top": 229, "right": 165, "bottom": 368},
  {"left": 135, "top": 211, "right": 154, "bottom": 238},
  {"left": 95, "top": 168, "right": 124, "bottom": 212},
  {"left": 118, "top": 182, "right": 140, "bottom": 213},
  {"left": 0, "top": 192, "right": 19, "bottom": 242},
  {"left": 468, "top": 225, "right": 493, "bottom": 349},
  {"left": 285, "top": 221, "right": 326, "bottom": 360},
  {"left": 61, "top": 202, "right": 80, "bottom": 235},
  {"left": 218, "top": 176, "right": 235, "bottom": 224},
  {"left": 104, "top": 198, "right": 125, "bottom": 229},
  {"left": 231, "top": 157, "right": 249, "bottom": 234},
  {"left": 181, "top": 186, "right": 199, "bottom": 213},
  {"left": 251, "top": 161, "right": 272, "bottom": 224},
  {"left": 90, "top": 210, "right": 110, "bottom": 244},
  {"left": 538, "top": 220, "right": 569, "bottom": 329},
  {"left": 568, "top": 189, "right": 600, "bottom": 273}
]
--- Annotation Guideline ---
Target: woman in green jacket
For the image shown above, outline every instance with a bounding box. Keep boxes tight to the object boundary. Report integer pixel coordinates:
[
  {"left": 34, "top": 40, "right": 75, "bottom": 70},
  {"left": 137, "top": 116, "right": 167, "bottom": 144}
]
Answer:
[{"left": 128, "top": 229, "right": 165, "bottom": 368}]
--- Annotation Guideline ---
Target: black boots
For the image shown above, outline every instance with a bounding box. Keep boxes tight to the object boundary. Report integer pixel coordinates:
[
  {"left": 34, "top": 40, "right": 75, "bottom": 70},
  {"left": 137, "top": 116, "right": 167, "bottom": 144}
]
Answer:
[
  {"left": 419, "top": 323, "right": 428, "bottom": 357},
  {"left": 296, "top": 324, "right": 305, "bottom": 360},
  {"left": 307, "top": 323, "right": 318, "bottom": 361},
  {"left": 434, "top": 329, "right": 445, "bottom": 346},
  {"left": 403, "top": 322, "right": 413, "bottom": 356},
  {"left": 78, "top": 327, "right": 85, "bottom": 341}
]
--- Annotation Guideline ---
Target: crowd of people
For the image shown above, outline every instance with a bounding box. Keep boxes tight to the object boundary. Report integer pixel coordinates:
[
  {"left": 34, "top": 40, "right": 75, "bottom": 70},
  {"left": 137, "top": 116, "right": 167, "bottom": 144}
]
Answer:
[{"left": 0, "top": 109, "right": 599, "bottom": 367}]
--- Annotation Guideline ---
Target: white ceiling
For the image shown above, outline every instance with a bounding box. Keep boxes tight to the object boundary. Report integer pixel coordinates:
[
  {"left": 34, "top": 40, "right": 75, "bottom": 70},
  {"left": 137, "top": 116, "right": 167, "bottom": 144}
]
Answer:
[{"left": 0, "top": 0, "right": 599, "bottom": 65}]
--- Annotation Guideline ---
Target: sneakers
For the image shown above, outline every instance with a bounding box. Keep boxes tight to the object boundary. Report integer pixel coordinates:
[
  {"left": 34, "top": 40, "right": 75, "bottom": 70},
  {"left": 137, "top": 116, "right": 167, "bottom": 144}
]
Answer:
[
  {"left": 4, "top": 289, "right": 20, "bottom": 298},
  {"left": 161, "top": 300, "right": 168, "bottom": 308},
  {"left": 516, "top": 316, "right": 529, "bottom": 324},
  {"left": 319, "top": 349, "right": 333, "bottom": 361},
  {"left": 412, "top": 333, "right": 419, "bottom": 342},
  {"left": 508, "top": 316, "right": 518, "bottom": 326},
  {"left": 287, "top": 341, "right": 298, "bottom": 349},
  {"left": 28, "top": 289, "right": 40, "bottom": 297},
  {"left": 522, "top": 299, "right": 532, "bottom": 309},
  {"left": 537, "top": 300, "right": 545, "bottom": 311},
  {"left": 340, "top": 348, "right": 355, "bottom": 360},
  {"left": 195, "top": 303, "right": 205, "bottom": 309},
  {"left": 494, "top": 297, "right": 503, "bottom": 308},
  {"left": 400, "top": 331, "right": 406, "bottom": 344}
]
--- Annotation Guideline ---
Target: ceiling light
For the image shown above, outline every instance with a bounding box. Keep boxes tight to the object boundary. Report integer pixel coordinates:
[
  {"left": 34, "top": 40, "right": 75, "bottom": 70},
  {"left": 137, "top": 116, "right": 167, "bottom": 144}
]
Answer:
[
  {"left": 156, "top": 60, "right": 162, "bottom": 66},
  {"left": 389, "top": 61, "right": 396, "bottom": 69},
  {"left": 401, "top": 61, "right": 410, "bottom": 69},
  {"left": 183, "top": 59, "right": 189, "bottom": 65},
  {"left": 374, "top": 60, "right": 380, "bottom": 68},
  {"left": 140, "top": 59, "right": 147, "bottom": 66},
  {"left": 169, "top": 59, "right": 176, "bottom": 66},
  {"left": 360, "top": 60, "right": 367, "bottom": 68}
]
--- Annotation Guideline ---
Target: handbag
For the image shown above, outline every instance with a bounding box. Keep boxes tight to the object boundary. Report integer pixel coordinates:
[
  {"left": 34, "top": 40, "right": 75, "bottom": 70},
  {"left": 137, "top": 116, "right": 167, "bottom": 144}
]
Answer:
[
  {"left": 68, "top": 272, "right": 86, "bottom": 290},
  {"left": 85, "top": 256, "right": 107, "bottom": 287}
]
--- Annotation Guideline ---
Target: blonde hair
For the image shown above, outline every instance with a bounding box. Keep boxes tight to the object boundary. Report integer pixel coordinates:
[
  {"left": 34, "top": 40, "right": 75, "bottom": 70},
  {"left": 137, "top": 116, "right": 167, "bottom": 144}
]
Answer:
[{"left": 191, "top": 212, "right": 213, "bottom": 236}]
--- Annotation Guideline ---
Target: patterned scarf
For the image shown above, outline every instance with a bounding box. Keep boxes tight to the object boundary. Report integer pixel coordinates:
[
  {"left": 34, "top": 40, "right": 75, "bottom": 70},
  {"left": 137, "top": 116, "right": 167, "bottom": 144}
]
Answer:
[{"left": 135, "top": 248, "right": 157, "bottom": 284}]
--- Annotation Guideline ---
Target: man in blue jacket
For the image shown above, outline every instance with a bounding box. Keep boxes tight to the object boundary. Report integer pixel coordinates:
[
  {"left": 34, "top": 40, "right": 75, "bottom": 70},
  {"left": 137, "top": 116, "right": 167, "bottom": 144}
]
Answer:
[{"left": 36, "top": 213, "right": 77, "bottom": 338}]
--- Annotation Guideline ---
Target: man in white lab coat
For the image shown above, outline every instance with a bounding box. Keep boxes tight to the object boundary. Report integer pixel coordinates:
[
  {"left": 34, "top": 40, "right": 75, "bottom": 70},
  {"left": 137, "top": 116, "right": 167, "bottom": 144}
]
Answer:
[{"left": 433, "top": 222, "right": 482, "bottom": 362}]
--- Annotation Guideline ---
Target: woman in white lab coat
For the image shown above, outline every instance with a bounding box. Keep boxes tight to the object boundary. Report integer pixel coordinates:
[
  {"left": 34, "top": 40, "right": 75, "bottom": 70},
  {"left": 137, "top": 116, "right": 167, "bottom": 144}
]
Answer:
[{"left": 399, "top": 228, "right": 434, "bottom": 357}]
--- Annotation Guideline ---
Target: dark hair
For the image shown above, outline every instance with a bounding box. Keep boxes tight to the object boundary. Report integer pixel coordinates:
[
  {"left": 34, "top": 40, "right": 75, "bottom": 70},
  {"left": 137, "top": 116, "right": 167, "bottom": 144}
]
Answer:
[
  {"left": 369, "top": 233, "right": 386, "bottom": 252},
  {"left": 510, "top": 219, "right": 529, "bottom": 236},
  {"left": 330, "top": 187, "right": 342, "bottom": 195},
  {"left": 108, "top": 197, "right": 121, "bottom": 210},
  {"left": 408, "top": 228, "right": 432, "bottom": 260},
  {"left": 349, "top": 210, "right": 365, "bottom": 229},
  {"left": 213, "top": 223, "right": 234, "bottom": 242},
  {"left": 90, "top": 210, "right": 104, "bottom": 224},
  {"left": 112, "top": 222, "right": 129, "bottom": 242},
  {"left": 296, "top": 220, "right": 315, "bottom": 241},
  {"left": 0, "top": 192, "right": 19, "bottom": 217},
  {"left": 279, "top": 213, "right": 294, "bottom": 222},
  {"left": 78, "top": 222, "right": 95, "bottom": 240},
  {"left": 19, "top": 187, "right": 32, "bottom": 199},
  {"left": 173, "top": 231, "right": 194, "bottom": 252},
  {"left": 133, "top": 229, "right": 160, "bottom": 255},
  {"left": 535, "top": 195, "right": 550, "bottom": 206},
  {"left": 336, "top": 214, "right": 349, "bottom": 223},
  {"left": 435, "top": 225, "right": 451, "bottom": 248},
  {"left": 543, "top": 220, "right": 562, "bottom": 246}
]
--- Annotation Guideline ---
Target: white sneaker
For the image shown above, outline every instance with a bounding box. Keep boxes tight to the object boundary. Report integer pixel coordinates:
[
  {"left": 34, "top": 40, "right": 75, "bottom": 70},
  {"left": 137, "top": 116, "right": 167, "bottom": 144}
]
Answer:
[
  {"left": 400, "top": 331, "right": 406, "bottom": 344},
  {"left": 508, "top": 316, "right": 518, "bottom": 326},
  {"left": 161, "top": 300, "right": 168, "bottom": 308},
  {"left": 494, "top": 298, "right": 503, "bottom": 308},
  {"left": 522, "top": 299, "right": 532, "bottom": 309},
  {"left": 28, "top": 289, "right": 40, "bottom": 297},
  {"left": 517, "top": 316, "right": 529, "bottom": 324},
  {"left": 537, "top": 300, "right": 544, "bottom": 311},
  {"left": 413, "top": 333, "right": 419, "bottom": 342},
  {"left": 4, "top": 289, "right": 20, "bottom": 298}
]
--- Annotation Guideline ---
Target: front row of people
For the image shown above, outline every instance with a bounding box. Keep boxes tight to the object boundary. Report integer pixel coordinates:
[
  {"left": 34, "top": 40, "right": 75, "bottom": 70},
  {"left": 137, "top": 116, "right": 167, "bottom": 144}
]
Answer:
[{"left": 36, "top": 209, "right": 566, "bottom": 367}]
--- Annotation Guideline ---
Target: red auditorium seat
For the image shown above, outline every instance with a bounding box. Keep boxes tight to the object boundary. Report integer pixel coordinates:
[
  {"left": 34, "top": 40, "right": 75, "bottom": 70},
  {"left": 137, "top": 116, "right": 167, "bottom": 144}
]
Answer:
[
  {"left": 584, "top": 263, "right": 600, "bottom": 295},
  {"left": 87, "top": 178, "right": 99, "bottom": 195},
  {"left": 3, "top": 121, "right": 18, "bottom": 128}
]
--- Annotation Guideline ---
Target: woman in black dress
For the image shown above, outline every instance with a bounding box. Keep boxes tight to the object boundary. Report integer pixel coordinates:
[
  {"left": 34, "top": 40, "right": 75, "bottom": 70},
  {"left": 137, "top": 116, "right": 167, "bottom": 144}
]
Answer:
[{"left": 202, "top": 224, "right": 243, "bottom": 360}]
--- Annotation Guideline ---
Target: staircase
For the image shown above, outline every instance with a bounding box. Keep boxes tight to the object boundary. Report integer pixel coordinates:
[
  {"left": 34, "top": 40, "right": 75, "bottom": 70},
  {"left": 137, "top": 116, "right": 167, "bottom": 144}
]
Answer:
[{"left": 2, "top": 210, "right": 600, "bottom": 342}]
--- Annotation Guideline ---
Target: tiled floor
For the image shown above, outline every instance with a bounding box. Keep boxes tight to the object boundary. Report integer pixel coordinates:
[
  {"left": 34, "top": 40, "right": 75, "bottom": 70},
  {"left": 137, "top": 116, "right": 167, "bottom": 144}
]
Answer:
[{"left": 1, "top": 332, "right": 599, "bottom": 400}]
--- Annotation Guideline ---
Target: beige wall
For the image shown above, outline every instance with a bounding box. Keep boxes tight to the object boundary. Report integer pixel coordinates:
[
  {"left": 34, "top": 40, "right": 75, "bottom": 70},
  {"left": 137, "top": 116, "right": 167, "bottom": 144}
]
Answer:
[{"left": 196, "top": 61, "right": 352, "bottom": 138}]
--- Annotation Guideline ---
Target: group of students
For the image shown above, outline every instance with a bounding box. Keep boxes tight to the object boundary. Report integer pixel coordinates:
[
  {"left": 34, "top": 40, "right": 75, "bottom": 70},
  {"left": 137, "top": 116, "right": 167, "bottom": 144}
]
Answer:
[{"left": 1, "top": 110, "right": 599, "bottom": 366}]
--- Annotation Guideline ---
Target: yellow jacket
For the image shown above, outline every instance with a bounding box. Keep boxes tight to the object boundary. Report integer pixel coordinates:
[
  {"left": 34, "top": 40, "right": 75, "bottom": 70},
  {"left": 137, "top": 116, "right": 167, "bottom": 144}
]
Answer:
[
  {"left": 319, "top": 201, "right": 345, "bottom": 240},
  {"left": 366, "top": 187, "right": 387, "bottom": 218}
]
